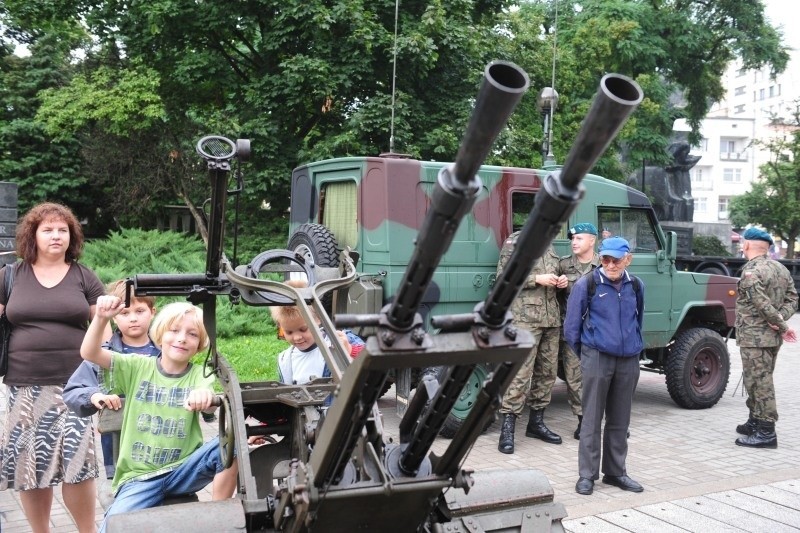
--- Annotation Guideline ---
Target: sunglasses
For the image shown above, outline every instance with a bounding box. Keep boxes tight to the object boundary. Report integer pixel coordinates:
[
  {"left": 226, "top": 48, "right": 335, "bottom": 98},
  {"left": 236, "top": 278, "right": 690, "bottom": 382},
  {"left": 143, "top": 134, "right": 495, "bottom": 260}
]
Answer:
[{"left": 600, "top": 256, "right": 626, "bottom": 266}]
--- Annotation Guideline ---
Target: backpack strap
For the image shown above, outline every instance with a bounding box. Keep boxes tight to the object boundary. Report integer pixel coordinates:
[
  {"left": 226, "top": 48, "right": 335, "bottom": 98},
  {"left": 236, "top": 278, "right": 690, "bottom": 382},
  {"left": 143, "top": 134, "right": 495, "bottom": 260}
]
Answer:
[
  {"left": 4, "top": 262, "right": 15, "bottom": 304},
  {"left": 582, "top": 271, "right": 596, "bottom": 320},
  {"left": 582, "top": 269, "right": 641, "bottom": 318}
]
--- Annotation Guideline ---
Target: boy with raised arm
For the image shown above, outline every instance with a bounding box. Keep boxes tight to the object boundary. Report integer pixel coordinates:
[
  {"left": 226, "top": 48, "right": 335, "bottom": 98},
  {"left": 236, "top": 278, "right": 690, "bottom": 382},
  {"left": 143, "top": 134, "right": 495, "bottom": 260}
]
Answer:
[{"left": 81, "top": 297, "right": 238, "bottom": 531}]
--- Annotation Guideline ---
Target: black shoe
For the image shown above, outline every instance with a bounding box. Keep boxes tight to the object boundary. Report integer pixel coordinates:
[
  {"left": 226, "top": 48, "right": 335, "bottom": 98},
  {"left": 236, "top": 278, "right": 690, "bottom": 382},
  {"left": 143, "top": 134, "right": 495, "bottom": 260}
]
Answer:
[
  {"left": 202, "top": 411, "right": 217, "bottom": 423},
  {"left": 575, "top": 477, "right": 594, "bottom": 495},
  {"left": 498, "top": 414, "right": 516, "bottom": 454},
  {"left": 736, "top": 417, "right": 758, "bottom": 436},
  {"left": 602, "top": 475, "right": 643, "bottom": 492},
  {"left": 525, "top": 408, "right": 562, "bottom": 444},
  {"left": 735, "top": 420, "right": 777, "bottom": 448},
  {"left": 573, "top": 415, "right": 582, "bottom": 440}
]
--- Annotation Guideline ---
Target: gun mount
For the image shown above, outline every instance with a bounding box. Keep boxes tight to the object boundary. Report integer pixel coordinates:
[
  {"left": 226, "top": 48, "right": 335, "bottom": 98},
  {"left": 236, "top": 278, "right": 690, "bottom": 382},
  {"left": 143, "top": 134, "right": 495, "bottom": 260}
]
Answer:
[{"left": 107, "top": 63, "right": 642, "bottom": 532}]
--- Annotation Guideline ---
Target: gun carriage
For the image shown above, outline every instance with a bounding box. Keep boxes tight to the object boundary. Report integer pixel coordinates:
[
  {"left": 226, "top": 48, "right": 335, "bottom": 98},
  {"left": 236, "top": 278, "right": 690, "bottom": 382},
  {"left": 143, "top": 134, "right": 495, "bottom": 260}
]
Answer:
[{"left": 107, "top": 61, "right": 642, "bottom": 532}]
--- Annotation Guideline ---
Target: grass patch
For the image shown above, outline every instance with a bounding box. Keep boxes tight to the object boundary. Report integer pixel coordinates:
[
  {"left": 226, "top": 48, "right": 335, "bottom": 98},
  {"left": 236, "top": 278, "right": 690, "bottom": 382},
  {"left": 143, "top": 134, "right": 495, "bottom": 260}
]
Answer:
[{"left": 217, "top": 333, "right": 286, "bottom": 382}]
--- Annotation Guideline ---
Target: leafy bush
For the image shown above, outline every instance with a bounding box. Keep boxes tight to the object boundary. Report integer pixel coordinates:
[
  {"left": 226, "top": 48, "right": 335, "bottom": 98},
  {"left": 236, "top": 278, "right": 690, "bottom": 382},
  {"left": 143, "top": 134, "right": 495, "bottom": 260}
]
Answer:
[
  {"left": 692, "top": 235, "right": 731, "bottom": 256},
  {"left": 82, "top": 228, "right": 206, "bottom": 282},
  {"left": 234, "top": 215, "right": 289, "bottom": 264}
]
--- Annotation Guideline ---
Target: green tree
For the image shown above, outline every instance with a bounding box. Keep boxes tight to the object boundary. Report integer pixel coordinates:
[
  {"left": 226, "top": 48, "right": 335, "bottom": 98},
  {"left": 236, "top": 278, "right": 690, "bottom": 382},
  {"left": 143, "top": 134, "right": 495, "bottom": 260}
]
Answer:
[
  {"left": 1, "top": 0, "right": 790, "bottom": 235},
  {"left": 550, "top": 0, "right": 789, "bottom": 179},
  {"left": 730, "top": 103, "right": 800, "bottom": 251},
  {"left": 4, "top": 0, "right": 515, "bottom": 242},
  {"left": 0, "top": 34, "right": 101, "bottom": 216}
]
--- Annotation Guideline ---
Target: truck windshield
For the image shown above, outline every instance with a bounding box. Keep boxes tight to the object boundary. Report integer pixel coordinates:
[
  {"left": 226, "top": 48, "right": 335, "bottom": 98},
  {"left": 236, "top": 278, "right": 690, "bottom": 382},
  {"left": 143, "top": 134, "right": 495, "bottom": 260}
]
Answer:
[{"left": 598, "top": 207, "right": 661, "bottom": 253}]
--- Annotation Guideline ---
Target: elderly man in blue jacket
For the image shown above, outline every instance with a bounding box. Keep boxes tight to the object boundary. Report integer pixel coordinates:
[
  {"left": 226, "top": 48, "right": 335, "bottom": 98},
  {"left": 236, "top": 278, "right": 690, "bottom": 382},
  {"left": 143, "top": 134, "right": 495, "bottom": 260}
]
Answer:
[{"left": 564, "top": 236, "right": 645, "bottom": 496}]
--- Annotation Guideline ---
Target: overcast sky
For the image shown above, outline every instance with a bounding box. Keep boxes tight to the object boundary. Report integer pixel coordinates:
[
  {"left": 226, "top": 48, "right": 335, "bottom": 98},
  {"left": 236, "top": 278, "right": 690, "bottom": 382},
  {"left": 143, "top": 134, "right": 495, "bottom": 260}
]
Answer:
[{"left": 764, "top": 0, "right": 800, "bottom": 50}]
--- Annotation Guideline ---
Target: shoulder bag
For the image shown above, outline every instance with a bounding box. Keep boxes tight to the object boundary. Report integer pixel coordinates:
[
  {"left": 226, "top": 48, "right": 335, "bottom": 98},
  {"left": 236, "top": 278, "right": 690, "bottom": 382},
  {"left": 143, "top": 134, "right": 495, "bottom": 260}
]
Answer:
[{"left": 0, "top": 262, "right": 17, "bottom": 376}]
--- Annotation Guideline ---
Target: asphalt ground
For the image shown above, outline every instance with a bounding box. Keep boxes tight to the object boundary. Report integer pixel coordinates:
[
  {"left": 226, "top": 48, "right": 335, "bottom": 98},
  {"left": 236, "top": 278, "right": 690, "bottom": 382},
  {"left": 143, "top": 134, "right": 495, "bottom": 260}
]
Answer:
[{"left": 2, "top": 314, "right": 800, "bottom": 531}]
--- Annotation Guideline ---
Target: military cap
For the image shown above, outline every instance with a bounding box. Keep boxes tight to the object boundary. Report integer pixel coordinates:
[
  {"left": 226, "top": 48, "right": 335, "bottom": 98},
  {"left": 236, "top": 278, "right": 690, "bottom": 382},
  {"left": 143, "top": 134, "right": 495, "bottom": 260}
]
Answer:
[
  {"left": 742, "top": 227, "right": 773, "bottom": 245},
  {"left": 567, "top": 222, "right": 598, "bottom": 240},
  {"left": 598, "top": 236, "right": 630, "bottom": 258}
]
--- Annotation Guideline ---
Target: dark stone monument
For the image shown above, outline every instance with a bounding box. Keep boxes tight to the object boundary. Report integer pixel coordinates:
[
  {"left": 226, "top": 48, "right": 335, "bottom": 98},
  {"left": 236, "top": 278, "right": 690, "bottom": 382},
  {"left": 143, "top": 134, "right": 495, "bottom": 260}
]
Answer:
[
  {"left": 0, "top": 183, "right": 18, "bottom": 265},
  {"left": 627, "top": 141, "right": 698, "bottom": 222}
]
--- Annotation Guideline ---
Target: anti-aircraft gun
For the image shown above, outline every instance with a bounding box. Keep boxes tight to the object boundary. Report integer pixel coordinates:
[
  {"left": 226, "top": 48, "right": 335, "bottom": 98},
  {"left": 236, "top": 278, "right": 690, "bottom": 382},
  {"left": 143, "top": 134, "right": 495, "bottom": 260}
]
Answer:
[{"left": 106, "top": 61, "right": 643, "bottom": 532}]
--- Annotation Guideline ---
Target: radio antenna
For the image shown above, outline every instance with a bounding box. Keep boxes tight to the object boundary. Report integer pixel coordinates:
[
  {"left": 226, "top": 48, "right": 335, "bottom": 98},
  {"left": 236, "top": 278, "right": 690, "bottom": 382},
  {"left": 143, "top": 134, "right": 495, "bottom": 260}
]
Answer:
[{"left": 388, "top": 0, "right": 400, "bottom": 153}]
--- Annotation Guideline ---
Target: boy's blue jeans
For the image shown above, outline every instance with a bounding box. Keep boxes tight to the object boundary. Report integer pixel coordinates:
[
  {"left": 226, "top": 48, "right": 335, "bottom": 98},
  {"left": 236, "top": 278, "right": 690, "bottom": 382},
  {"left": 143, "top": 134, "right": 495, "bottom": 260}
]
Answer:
[
  {"left": 101, "top": 433, "right": 115, "bottom": 479},
  {"left": 100, "top": 437, "right": 225, "bottom": 532}
]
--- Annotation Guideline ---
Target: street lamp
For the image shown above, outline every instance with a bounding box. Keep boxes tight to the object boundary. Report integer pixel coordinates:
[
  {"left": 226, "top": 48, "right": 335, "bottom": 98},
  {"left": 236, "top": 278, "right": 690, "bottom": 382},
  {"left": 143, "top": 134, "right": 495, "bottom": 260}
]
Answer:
[{"left": 537, "top": 87, "right": 559, "bottom": 166}]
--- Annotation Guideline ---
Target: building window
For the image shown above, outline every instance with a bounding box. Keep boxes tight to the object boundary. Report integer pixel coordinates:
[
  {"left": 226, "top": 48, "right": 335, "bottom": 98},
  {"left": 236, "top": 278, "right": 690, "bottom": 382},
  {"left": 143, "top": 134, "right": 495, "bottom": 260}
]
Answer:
[
  {"left": 769, "top": 85, "right": 776, "bottom": 98},
  {"left": 695, "top": 198, "right": 707, "bottom": 212},
  {"left": 736, "top": 68, "right": 746, "bottom": 77},
  {"left": 735, "top": 86, "right": 746, "bottom": 96},
  {"left": 759, "top": 88, "right": 765, "bottom": 100},
  {"left": 718, "top": 197, "right": 730, "bottom": 219},
  {"left": 735, "top": 104, "right": 746, "bottom": 114},
  {"left": 691, "top": 168, "right": 703, "bottom": 182},
  {"left": 723, "top": 168, "right": 742, "bottom": 183},
  {"left": 720, "top": 139, "right": 736, "bottom": 153}
]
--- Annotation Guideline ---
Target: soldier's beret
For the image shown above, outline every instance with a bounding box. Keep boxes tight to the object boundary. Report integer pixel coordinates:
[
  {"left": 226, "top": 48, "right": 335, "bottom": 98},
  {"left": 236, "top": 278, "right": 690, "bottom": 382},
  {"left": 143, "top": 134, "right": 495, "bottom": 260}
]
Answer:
[
  {"left": 567, "top": 222, "right": 598, "bottom": 239},
  {"left": 742, "top": 227, "right": 773, "bottom": 245}
]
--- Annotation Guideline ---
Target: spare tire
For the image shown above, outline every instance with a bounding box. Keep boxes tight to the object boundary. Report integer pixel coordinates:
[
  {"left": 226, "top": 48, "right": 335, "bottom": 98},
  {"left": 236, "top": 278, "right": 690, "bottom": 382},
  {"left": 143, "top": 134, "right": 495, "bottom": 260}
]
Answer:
[{"left": 287, "top": 223, "right": 340, "bottom": 312}]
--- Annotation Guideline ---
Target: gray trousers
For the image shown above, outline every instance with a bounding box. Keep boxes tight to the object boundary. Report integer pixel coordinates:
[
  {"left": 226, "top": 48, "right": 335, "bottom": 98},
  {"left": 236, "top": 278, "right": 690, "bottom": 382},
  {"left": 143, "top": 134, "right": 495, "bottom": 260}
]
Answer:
[{"left": 578, "top": 346, "right": 640, "bottom": 480}]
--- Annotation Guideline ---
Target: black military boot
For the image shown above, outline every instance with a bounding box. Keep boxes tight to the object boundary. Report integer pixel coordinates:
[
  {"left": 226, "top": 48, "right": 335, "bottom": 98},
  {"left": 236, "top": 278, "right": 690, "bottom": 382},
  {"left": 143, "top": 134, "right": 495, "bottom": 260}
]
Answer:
[
  {"left": 736, "top": 416, "right": 758, "bottom": 436},
  {"left": 498, "top": 414, "right": 516, "bottom": 454},
  {"left": 525, "top": 408, "right": 562, "bottom": 444},
  {"left": 735, "top": 420, "right": 778, "bottom": 449},
  {"left": 573, "top": 415, "right": 583, "bottom": 440}
]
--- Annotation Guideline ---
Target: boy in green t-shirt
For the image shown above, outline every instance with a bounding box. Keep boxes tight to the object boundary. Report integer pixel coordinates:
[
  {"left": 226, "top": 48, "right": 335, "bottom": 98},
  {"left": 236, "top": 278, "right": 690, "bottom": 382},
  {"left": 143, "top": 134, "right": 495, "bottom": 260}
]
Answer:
[{"left": 81, "top": 297, "right": 238, "bottom": 531}]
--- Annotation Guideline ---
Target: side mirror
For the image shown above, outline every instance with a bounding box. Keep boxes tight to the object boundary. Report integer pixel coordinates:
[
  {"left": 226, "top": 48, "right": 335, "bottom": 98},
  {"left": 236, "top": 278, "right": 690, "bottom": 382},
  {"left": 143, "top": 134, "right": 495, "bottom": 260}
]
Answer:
[{"left": 665, "top": 231, "right": 678, "bottom": 261}]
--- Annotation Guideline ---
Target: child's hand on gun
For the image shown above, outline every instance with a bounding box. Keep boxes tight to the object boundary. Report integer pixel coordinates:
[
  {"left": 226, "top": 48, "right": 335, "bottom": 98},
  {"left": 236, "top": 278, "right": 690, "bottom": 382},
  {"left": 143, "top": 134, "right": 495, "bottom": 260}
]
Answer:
[
  {"left": 92, "top": 393, "right": 122, "bottom": 410},
  {"left": 184, "top": 388, "right": 217, "bottom": 412}
]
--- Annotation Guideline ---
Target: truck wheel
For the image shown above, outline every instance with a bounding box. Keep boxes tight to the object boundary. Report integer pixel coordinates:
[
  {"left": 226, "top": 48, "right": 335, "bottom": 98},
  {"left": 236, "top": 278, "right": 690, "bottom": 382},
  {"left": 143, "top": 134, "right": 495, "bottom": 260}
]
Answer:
[
  {"left": 435, "top": 365, "right": 492, "bottom": 439},
  {"left": 666, "top": 328, "right": 730, "bottom": 409},
  {"left": 288, "top": 223, "right": 340, "bottom": 311}
]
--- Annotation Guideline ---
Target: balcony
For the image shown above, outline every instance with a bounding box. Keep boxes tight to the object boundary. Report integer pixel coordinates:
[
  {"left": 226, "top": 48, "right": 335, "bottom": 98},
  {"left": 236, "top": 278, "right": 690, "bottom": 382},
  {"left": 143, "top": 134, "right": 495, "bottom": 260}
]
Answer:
[{"left": 719, "top": 151, "right": 748, "bottom": 162}]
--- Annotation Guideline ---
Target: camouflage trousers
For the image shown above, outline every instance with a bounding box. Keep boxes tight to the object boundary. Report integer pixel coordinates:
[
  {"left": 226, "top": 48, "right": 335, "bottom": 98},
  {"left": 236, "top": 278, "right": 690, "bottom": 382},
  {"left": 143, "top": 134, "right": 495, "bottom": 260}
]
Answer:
[
  {"left": 740, "top": 345, "right": 780, "bottom": 423},
  {"left": 500, "top": 326, "right": 560, "bottom": 415},
  {"left": 559, "top": 339, "right": 582, "bottom": 416}
]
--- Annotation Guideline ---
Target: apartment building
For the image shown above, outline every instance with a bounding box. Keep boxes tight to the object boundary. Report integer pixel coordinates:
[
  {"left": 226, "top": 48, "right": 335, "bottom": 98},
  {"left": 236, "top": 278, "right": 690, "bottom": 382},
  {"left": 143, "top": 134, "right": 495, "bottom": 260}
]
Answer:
[{"left": 675, "top": 46, "right": 800, "bottom": 224}]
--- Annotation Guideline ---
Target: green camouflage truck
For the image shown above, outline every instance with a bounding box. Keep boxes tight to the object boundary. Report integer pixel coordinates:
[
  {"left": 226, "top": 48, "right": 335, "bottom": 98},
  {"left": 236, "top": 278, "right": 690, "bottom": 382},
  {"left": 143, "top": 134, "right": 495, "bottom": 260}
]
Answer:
[{"left": 288, "top": 157, "right": 738, "bottom": 435}]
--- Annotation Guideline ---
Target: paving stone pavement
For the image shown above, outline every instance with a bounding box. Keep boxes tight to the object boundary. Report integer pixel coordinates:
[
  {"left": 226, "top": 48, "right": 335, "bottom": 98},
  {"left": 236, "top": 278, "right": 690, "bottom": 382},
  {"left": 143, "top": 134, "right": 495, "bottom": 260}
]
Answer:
[{"left": 2, "top": 314, "right": 800, "bottom": 531}]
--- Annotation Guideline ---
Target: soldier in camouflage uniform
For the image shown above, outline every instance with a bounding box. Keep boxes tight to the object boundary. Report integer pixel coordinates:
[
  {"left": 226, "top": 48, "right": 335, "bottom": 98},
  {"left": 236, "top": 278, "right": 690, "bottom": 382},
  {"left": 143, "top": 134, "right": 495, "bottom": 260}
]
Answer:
[
  {"left": 734, "top": 227, "right": 798, "bottom": 449},
  {"left": 497, "top": 234, "right": 567, "bottom": 454},
  {"left": 558, "top": 223, "right": 600, "bottom": 440}
]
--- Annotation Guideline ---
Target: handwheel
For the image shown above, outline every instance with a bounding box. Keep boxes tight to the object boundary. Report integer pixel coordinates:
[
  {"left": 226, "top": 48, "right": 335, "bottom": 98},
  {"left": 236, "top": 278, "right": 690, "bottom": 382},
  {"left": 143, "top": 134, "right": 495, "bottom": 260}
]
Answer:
[{"left": 217, "top": 395, "right": 235, "bottom": 469}]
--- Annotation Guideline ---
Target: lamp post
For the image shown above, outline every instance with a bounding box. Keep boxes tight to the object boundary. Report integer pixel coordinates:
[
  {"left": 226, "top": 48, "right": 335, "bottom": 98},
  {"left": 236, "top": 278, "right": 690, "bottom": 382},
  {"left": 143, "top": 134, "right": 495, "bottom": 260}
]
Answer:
[{"left": 537, "top": 87, "right": 559, "bottom": 166}]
